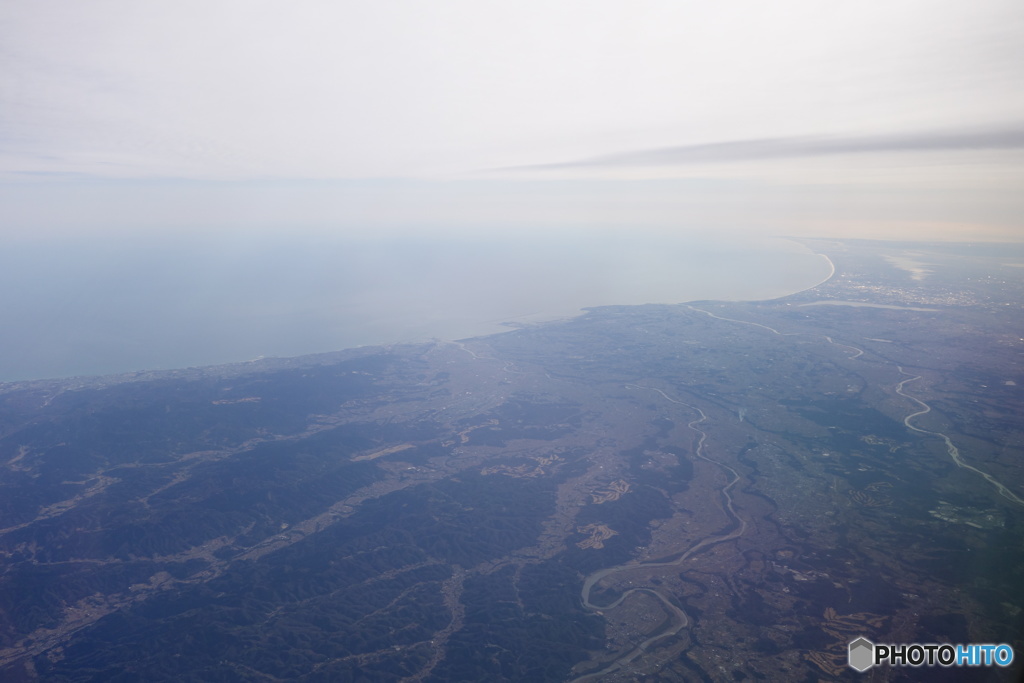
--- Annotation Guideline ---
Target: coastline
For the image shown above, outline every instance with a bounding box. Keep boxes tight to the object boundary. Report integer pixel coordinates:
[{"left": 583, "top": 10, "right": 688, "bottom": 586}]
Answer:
[
  {"left": 0, "top": 237, "right": 836, "bottom": 385},
  {"left": 800, "top": 252, "right": 836, "bottom": 293},
  {"left": 775, "top": 237, "right": 837, "bottom": 297}
]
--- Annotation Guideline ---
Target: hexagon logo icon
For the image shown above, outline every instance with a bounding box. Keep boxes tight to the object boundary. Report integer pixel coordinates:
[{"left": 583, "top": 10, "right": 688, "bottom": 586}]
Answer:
[{"left": 848, "top": 637, "right": 875, "bottom": 672}]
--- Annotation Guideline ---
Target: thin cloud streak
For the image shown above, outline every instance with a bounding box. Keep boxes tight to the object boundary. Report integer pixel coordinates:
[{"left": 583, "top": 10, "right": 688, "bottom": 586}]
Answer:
[{"left": 507, "top": 125, "right": 1024, "bottom": 171}]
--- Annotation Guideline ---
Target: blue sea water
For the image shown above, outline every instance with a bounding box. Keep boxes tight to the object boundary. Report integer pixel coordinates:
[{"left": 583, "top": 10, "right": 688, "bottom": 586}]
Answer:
[{"left": 0, "top": 232, "right": 830, "bottom": 382}]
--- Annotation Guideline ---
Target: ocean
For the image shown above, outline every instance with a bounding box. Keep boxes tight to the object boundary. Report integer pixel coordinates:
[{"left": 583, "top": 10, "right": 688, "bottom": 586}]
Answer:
[{"left": 0, "top": 232, "right": 831, "bottom": 382}]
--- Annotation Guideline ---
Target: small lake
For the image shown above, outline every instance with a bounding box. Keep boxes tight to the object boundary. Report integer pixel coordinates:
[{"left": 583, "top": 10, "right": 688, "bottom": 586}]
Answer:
[{"left": 0, "top": 232, "right": 832, "bottom": 381}]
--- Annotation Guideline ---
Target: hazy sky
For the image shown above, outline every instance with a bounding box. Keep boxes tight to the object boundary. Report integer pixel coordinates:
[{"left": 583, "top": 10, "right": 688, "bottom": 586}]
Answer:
[{"left": 3, "top": 0, "right": 1023, "bottom": 240}]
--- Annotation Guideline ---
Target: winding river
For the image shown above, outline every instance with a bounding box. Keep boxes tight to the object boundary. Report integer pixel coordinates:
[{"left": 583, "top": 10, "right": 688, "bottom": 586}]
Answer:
[
  {"left": 570, "top": 305, "right": 1023, "bottom": 680},
  {"left": 571, "top": 385, "right": 746, "bottom": 681}
]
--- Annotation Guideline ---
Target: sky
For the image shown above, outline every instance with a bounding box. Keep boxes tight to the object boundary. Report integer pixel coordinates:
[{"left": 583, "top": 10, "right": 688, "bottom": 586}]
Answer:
[{"left": 2, "top": 0, "right": 1024, "bottom": 241}]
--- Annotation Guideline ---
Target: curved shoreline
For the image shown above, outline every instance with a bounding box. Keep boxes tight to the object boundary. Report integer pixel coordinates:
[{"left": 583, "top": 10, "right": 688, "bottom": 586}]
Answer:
[
  {"left": 790, "top": 249, "right": 836, "bottom": 296},
  {"left": 3, "top": 239, "right": 837, "bottom": 384},
  {"left": 480, "top": 242, "right": 838, "bottom": 333}
]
